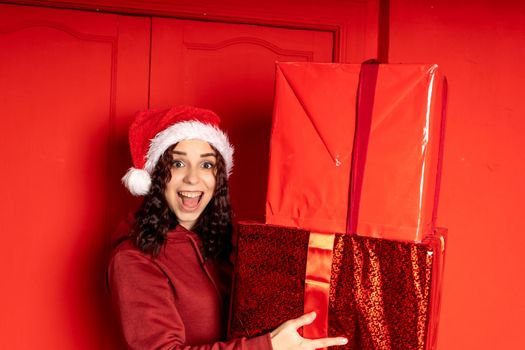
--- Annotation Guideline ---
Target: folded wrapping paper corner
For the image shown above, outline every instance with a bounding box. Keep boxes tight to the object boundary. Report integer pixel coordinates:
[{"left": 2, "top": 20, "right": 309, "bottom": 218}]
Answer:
[
  {"left": 229, "top": 222, "right": 447, "bottom": 350},
  {"left": 266, "top": 63, "right": 361, "bottom": 234},
  {"left": 423, "top": 227, "right": 447, "bottom": 349},
  {"left": 265, "top": 62, "right": 447, "bottom": 241}
]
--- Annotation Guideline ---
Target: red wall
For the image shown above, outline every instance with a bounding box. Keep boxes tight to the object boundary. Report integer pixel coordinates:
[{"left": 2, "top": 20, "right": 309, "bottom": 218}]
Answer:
[
  {"left": 3, "top": 0, "right": 523, "bottom": 348},
  {"left": 389, "top": 1, "right": 525, "bottom": 348}
]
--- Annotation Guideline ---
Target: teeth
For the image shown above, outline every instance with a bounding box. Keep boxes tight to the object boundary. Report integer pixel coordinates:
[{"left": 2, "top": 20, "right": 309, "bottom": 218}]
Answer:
[{"left": 179, "top": 191, "right": 202, "bottom": 198}]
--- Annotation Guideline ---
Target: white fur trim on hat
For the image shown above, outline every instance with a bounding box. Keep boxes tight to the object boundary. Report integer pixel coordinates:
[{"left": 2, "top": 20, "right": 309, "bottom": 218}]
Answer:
[
  {"left": 122, "top": 168, "right": 152, "bottom": 196},
  {"left": 145, "top": 120, "right": 234, "bottom": 177}
]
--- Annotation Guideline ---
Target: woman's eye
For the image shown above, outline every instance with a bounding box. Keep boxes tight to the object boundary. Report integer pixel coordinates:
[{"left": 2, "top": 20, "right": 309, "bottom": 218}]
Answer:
[
  {"left": 202, "top": 161, "right": 215, "bottom": 169},
  {"left": 172, "top": 160, "right": 185, "bottom": 168}
]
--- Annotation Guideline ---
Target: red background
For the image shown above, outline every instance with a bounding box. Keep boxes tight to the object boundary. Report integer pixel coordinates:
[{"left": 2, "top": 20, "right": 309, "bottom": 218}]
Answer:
[
  {"left": 0, "top": 0, "right": 524, "bottom": 349},
  {"left": 388, "top": 1, "right": 525, "bottom": 348}
]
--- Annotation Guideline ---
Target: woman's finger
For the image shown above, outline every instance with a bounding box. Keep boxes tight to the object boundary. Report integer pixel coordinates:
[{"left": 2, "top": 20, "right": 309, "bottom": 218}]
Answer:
[
  {"left": 288, "top": 311, "right": 317, "bottom": 329},
  {"left": 304, "top": 336, "right": 348, "bottom": 349}
]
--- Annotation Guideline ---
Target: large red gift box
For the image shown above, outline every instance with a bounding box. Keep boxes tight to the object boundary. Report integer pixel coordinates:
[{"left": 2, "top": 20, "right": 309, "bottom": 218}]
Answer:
[
  {"left": 228, "top": 222, "right": 446, "bottom": 350},
  {"left": 265, "top": 62, "right": 447, "bottom": 241}
]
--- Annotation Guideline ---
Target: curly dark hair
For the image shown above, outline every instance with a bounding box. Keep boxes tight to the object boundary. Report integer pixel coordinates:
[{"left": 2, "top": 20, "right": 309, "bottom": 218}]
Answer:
[{"left": 131, "top": 143, "right": 232, "bottom": 260}]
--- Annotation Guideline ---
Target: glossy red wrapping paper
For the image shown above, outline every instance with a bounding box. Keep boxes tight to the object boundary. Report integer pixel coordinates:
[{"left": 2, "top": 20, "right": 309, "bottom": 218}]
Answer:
[
  {"left": 265, "top": 62, "right": 446, "bottom": 241},
  {"left": 228, "top": 222, "right": 446, "bottom": 350}
]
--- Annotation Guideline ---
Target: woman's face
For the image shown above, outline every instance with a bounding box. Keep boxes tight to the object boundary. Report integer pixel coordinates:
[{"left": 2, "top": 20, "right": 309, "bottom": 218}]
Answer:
[{"left": 164, "top": 140, "right": 217, "bottom": 230}]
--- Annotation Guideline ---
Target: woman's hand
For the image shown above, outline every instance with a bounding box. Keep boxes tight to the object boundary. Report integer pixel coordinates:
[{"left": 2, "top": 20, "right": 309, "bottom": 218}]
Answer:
[{"left": 270, "top": 312, "right": 348, "bottom": 350}]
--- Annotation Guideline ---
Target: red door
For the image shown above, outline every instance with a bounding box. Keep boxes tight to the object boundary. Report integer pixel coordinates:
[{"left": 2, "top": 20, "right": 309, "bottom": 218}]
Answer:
[
  {"left": 0, "top": 4, "right": 149, "bottom": 349},
  {"left": 1, "top": 4, "right": 334, "bottom": 349},
  {"left": 150, "top": 18, "right": 334, "bottom": 220}
]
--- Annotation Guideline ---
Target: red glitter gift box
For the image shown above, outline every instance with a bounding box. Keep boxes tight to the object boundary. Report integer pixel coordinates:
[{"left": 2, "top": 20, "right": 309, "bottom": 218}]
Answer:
[
  {"left": 228, "top": 222, "right": 446, "bottom": 350},
  {"left": 265, "top": 62, "right": 447, "bottom": 242}
]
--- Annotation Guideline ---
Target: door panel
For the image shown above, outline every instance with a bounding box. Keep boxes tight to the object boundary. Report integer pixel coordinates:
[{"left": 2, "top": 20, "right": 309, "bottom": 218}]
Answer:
[
  {"left": 150, "top": 18, "right": 333, "bottom": 220},
  {"left": 0, "top": 4, "right": 149, "bottom": 349}
]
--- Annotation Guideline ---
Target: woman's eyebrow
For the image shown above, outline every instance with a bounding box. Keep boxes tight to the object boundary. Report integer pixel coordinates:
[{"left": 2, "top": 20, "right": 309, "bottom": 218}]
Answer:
[
  {"left": 172, "top": 150, "right": 186, "bottom": 155},
  {"left": 200, "top": 152, "right": 216, "bottom": 158}
]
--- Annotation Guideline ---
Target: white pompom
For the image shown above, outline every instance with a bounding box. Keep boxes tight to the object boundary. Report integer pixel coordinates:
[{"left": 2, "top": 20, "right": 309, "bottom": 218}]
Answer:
[{"left": 122, "top": 168, "right": 151, "bottom": 196}]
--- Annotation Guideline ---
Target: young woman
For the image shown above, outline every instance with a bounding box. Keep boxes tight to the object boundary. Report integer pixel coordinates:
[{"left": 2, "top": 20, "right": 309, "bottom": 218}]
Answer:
[{"left": 107, "top": 106, "right": 348, "bottom": 349}]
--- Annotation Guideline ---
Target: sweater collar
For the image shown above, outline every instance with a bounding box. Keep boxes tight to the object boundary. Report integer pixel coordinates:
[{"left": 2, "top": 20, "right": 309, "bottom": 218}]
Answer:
[{"left": 167, "top": 224, "right": 200, "bottom": 241}]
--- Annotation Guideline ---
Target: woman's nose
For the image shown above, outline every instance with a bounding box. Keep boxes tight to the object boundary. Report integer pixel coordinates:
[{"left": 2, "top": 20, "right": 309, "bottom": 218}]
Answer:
[{"left": 183, "top": 166, "right": 199, "bottom": 184}]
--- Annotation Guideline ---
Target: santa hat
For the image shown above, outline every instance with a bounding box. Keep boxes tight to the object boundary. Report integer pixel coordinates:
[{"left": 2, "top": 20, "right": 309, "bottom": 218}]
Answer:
[{"left": 122, "top": 106, "right": 234, "bottom": 196}]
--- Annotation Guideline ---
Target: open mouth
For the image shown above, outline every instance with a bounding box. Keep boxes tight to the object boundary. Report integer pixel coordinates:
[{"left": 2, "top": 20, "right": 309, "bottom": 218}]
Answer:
[{"left": 178, "top": 191, "right": 203, "bottom": 210}]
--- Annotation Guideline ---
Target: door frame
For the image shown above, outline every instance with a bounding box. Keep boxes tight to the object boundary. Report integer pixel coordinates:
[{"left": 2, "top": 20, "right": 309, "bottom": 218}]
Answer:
[{"left": 4, "top": 0, "right": 381, "bottom": 62}]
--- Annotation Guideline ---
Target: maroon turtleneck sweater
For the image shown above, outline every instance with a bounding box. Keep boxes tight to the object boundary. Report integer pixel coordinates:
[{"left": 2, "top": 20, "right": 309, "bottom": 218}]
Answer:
[{"left": 107, "top": 224, "right": 272, "bottom": 350}]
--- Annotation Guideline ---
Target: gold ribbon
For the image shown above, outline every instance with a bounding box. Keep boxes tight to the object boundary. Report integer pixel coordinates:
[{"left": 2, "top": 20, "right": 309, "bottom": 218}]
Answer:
[{"left": 303, "top": 232, "right": 336, "bottom": 342}]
